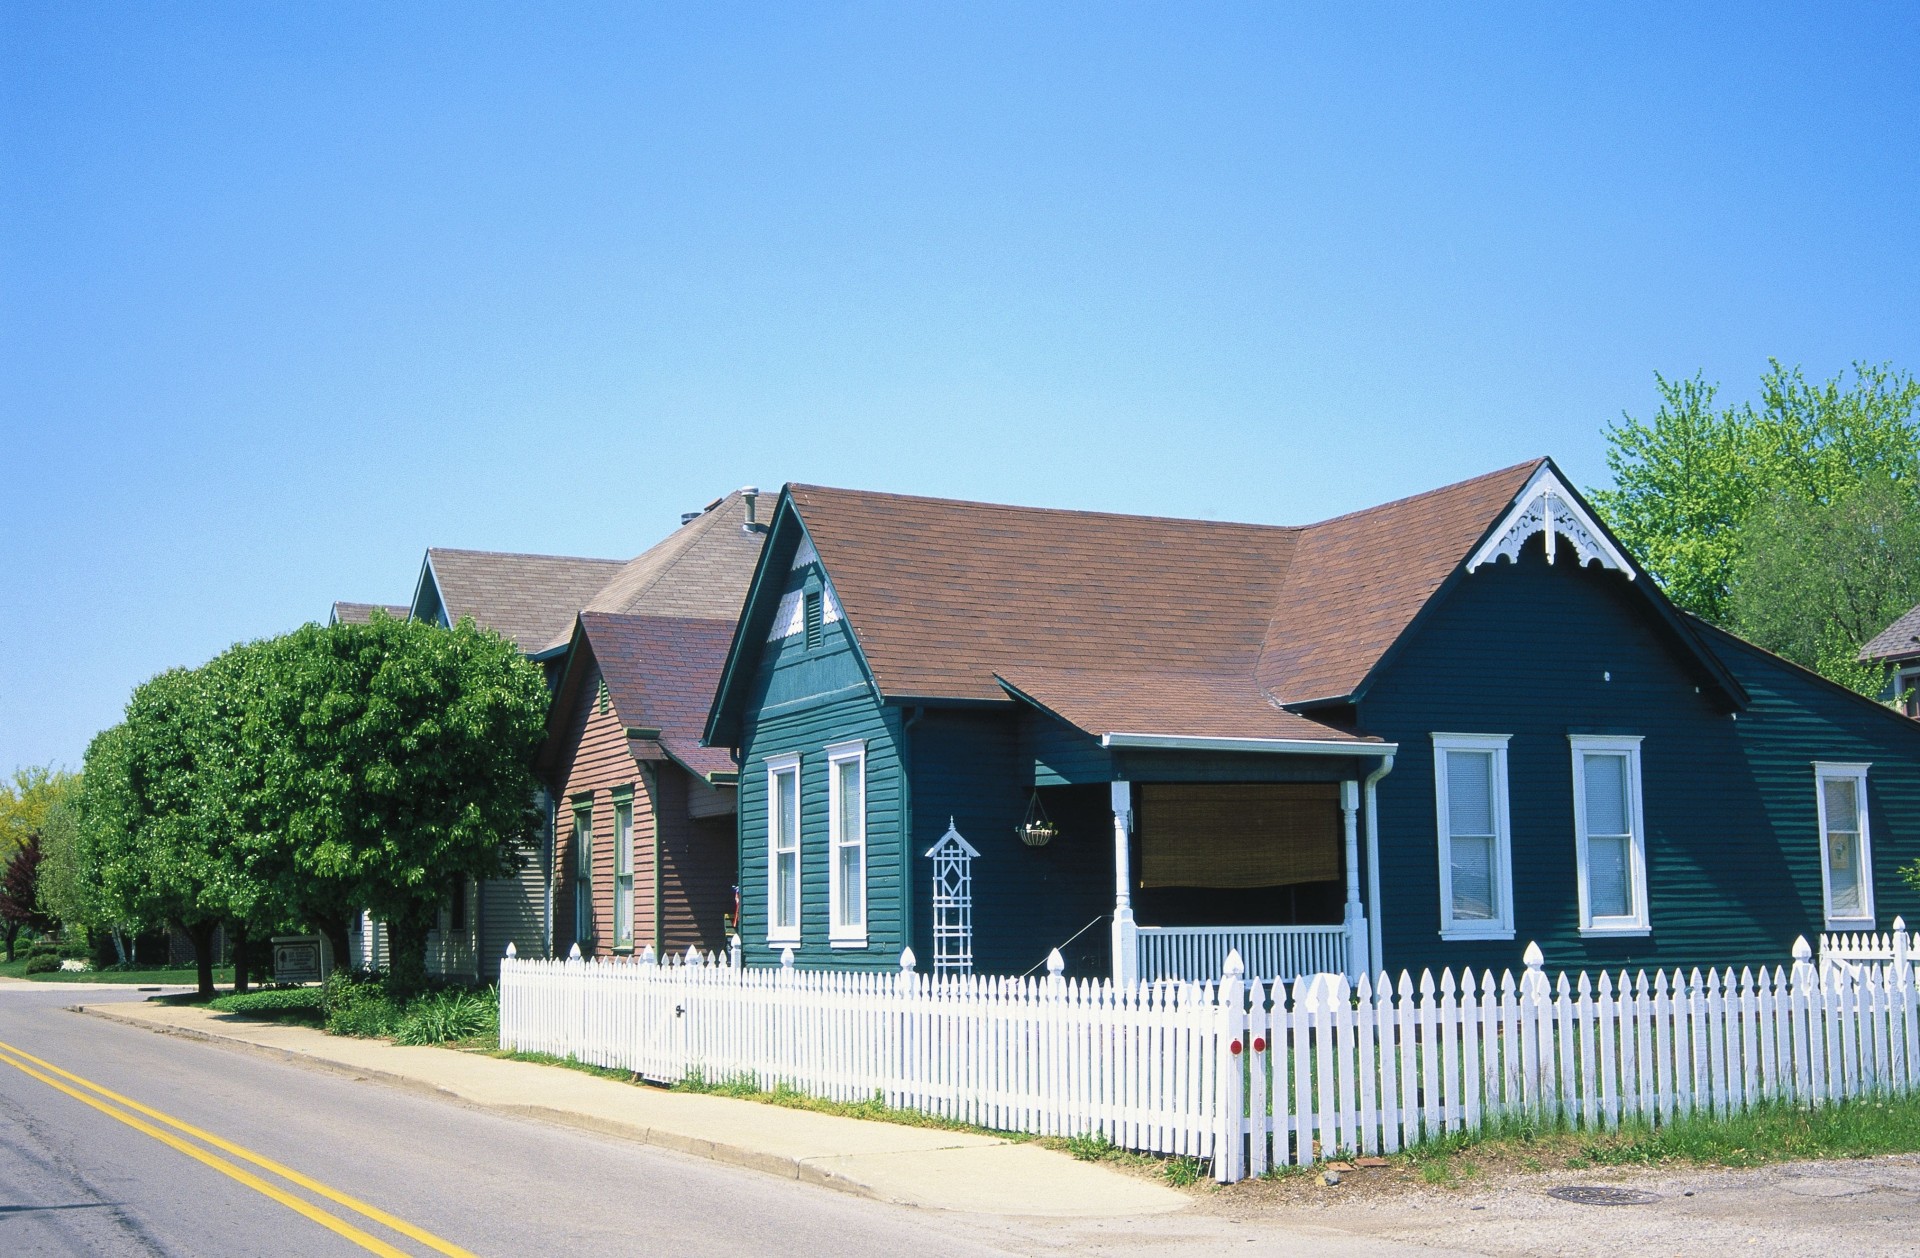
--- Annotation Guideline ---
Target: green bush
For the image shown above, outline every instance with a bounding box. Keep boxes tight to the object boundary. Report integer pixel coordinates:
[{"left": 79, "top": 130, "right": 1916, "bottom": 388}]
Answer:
[
  {"left": 394, "top": 987, "right": 498, "bottom": 1045},
  {"left": 209, "top": 987, "right": 327, "bottom": 1020},
  {"left": 322, "top": 973, "right": 405, "bottom": 1038},
  {"left": 26, "top": 939, "right": 60, "bottom": 959},
  {"left": 24, "top": 954, "right": 63, "bottom": 974}
]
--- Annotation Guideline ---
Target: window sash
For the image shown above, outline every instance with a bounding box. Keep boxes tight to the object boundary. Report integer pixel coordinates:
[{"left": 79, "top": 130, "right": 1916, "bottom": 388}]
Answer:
[
  {"left": 1432, "top": 736, "right": 1513, "bottom": 938},
  {"left": 768, "top": 759, "right": 800, "bottom": 940},
  {"left": 1815, "top": 765, "right": 1873, "bottom": 926},
  {"left": 1571, "top": 738, "right": 1648, "bottom": 933},
  {"left": 828, "top": 745, "right": 866, "bottom": 940}
]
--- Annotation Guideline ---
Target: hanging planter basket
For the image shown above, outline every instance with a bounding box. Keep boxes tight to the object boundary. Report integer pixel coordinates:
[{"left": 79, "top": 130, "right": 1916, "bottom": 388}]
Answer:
[{"left": 1017, "top": 790, "right": 1058, "bottom": 847}]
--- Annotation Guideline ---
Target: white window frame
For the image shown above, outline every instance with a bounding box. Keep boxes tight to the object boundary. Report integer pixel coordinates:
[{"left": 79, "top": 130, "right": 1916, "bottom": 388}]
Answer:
[
  {"left": 1813, "top": 761, "right": 1874, "bottom": 930},
  {"left": 1569, "top": 735, "right": 1650, "bottom": 936},
  {"left": 1895, "top": 666, "right": 1920, "bottom": 719},
  {"left": 766, "top": 752, "right": 802, "bottom": 946},
  {"left": 1431, "top": 733, "right": 1515, "bottom": 941},
  {"left": 825, "top": 739, "right": 868, "bottom": 947},
  {"left": 613, "top": 791, "right": 634, "bottom": 950}
]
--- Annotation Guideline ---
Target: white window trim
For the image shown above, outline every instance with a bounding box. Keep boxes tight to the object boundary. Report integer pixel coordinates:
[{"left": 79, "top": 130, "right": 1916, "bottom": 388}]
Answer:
[
  {"left": 826, "top": 739, "right": 868, "bottom": 947},
  {"left": 1569, "top": 735, "right": 1650, "bottom": 937},
  {"left": 765, "top": 752, "right": 801, "bottom": 946},
  {"left": 1431, "top": 733, "right": 1515, "bottom": 941},
  {"left": 613, "top": 793, "right": 634, "bottom": 950},
  {"left": 1813, "top": 761, "right": 1874, "bottom": 930}
]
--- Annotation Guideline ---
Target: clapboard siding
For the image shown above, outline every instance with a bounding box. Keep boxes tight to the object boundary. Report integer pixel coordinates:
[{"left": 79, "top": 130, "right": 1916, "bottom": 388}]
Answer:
[
  {"left": 737, "top": 612, "right": 905, "bottom": 968},
  {"left": 656, "top": 766, "right": 737, "bottom": 955},
  {"left": 914, "top": 708, "right": 1114, "bottom": 976},
  {"left": 546, "top": 661, "right": 646, "bottom": 957},
  {"left": 1362, "top": 534, "right": 1920, "bottom": 977},
  {"left": 478, "top": 824, "right": 547, "bottom": 977}
]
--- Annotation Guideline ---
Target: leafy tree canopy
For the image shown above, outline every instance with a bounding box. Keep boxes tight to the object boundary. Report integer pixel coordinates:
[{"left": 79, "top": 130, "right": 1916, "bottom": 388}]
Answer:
[
  {"left": 1591, "top": 360, "right": 1920, "bottom": 691},
  {"left": 0, "top": 765, "right": 79, "bottom": 857}
]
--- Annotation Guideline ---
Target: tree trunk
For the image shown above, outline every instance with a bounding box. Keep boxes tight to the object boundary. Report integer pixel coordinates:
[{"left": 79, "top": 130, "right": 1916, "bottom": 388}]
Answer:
[
  {"left": 318, "top": 914, "right": 353, "bottom": 980},
  {"left": 231, "top": 922, "right": 251, "bottom": 994},
  {"left": 3, "top": 922, "right": 17, "bottom": 962},
  {"left": 385, "top": 914, "right": 431, "bottom": 998},
  {"left": 186, "top": 920, "right": 217, "bottom": 1000}
]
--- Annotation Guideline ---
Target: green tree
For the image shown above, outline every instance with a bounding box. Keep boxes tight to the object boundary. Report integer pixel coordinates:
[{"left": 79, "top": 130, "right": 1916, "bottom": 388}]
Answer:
[
  {"left": 1592, "top": 361, "right": 1920, "bottom": 691},
  {"left": 81, "top": 661, "right": 271, "bottom": 999},
  {"left": 1730, "top": 473, "right": 1920, "bottom": 694},
  {"left": 0, "top": 765, "right": 80, "bottom": 857},
  {"left": 33, "top": 799, "right": 95, "bottom": 938},
  {"left": 254, "top": 615, "right": 547, "bottom": 994}
]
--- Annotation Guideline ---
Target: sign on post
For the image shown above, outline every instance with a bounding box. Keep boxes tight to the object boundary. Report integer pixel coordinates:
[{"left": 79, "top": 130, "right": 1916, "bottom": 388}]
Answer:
[{"left": 271, "top": 935, "right": 331, "bottom": 984}]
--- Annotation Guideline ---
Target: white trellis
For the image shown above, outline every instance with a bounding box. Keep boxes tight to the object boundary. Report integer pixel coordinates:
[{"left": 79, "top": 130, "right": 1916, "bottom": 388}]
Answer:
[{"left": 926, "top": 819, "right": 978, "bottom": 975}]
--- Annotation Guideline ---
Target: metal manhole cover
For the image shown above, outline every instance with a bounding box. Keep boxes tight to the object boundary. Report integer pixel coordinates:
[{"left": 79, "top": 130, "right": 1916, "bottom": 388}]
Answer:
[{"left": 1545, "top": 1186, "right": 1660, "bottom": 1206}]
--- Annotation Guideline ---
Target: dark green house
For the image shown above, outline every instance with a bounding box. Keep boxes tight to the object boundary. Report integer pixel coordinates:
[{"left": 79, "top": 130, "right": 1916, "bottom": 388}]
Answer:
[{"left": 704, "top": 460, "right": 1920, "bottom": 983}]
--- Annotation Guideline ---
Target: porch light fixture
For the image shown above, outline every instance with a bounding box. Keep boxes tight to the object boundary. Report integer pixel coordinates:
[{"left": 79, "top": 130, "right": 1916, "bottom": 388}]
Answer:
[{"left": 1018, "top": 790, "right": 1058, "bottom": 847}]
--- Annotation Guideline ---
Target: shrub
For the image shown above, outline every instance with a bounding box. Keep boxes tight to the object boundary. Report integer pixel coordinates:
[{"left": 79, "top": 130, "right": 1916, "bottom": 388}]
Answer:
[
  {"left": 24, "top": 953, "right": 62, "bottom": 974},
  {"left": 322, "top": 973, "right": 404, "bottom": 1038},
  {"left": 394, "top": 987, "right": 498, "bottom": 1045},
  {"left": 209, "top": 987, "right": 326, "bottom": 1021},
  {"left": 26, "top": 939, "right": 59, "bottom": 959}
]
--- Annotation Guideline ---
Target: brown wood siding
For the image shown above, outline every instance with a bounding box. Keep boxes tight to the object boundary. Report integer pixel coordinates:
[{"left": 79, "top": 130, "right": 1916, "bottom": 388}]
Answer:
[
  {"left": 656, "top": 765, "right": 738, "bottom": 956},
  {"left": 545, "top": 661, "right": 641, "bottom": 957}
]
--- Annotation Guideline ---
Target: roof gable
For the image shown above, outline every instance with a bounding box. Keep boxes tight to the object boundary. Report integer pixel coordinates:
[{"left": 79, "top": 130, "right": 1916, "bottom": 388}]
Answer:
[
  {"left": 416, "top": 548, "right": 623, "bottom": 652},
  {"left": 546, "top": 613, "right": 739, "bottom": 782}
]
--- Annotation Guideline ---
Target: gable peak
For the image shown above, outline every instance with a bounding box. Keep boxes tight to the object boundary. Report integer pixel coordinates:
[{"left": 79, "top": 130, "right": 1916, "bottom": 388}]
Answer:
[{"left": 1466, "top": 465, "right": 1633, "bottom": 577}]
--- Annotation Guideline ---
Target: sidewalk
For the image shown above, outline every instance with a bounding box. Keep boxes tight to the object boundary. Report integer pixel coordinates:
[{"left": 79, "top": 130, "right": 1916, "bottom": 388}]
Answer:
[{"left": 78, "top": 1000, "right": 1191, "bottom": 1218}]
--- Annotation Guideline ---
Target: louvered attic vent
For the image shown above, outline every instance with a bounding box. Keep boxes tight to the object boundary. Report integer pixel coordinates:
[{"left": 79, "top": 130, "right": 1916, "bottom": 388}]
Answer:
[
  {"left": 597, "top": 679, "right": 610, "bottom": 713},
  {"left": 804, "top": 591, "right": 824, "bottom": 649}
]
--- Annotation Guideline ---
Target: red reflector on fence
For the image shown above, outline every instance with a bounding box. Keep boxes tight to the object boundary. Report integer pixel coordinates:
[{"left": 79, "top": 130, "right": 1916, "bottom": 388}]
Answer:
[
  {"left": 1253, "top": 1037, "right": 1267, "bottom": 1052},
  {"left": 1230, "top": 1039, "right": 1243, "bottom": 1055}
]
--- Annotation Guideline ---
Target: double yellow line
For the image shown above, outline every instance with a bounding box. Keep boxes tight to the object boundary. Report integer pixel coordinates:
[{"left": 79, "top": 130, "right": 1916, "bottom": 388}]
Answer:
[{"left": 0, "top": 1037, "right": 478, "bottom": 1258}]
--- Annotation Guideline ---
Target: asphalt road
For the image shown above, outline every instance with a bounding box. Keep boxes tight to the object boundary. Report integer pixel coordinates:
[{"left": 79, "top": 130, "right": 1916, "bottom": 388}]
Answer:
[{"left": 0, "top": 984, "right": 1433, "bottom": 1258}]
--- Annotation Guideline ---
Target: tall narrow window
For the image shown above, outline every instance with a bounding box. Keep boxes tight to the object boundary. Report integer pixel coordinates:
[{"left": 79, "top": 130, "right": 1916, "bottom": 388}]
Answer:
[
  {"left": 826, "top": 740, "right": 867, "bottom": 946},
  {"left": 572, "top": 802, "right": 593, "bottom": 946},
  {"left": 767, "top": 753, "right": 801, "bottom": 944},
  {"left": 613, "top": 792, "right": 634, "bottom": 949},
  {"left": 1432, "top": 734, "right": 1513, "bottom": 939},
  {"left": 1815, "top": 763, "right": 1873, "bottom": 928},
  {"left": 1570, "top": 736, "right": 1648, "bottom": 934}
]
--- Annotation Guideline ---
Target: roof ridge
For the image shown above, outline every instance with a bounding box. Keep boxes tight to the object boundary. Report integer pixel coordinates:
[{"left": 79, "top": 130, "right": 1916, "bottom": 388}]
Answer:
[
  {"left": 1301, "top": 457, "right": 1548, "bottom": 531},
  {"left": 603, "top": 497, "right": 742, "bottom": 611},
  {"left": 428, "top": 546, "right": 624, "bottom": 565},
  {"left": 790, "top": 483, "right": 1300, "bottom": 534}
]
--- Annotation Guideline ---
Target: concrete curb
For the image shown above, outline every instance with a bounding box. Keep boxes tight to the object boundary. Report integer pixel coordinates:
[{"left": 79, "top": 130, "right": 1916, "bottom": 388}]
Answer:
[
  {"left": 74, "top": 998, "right": 1182, "bottom": 1213},
  {"left": 73, "top": 1003, "right": 1115, "bottom": 1211}
]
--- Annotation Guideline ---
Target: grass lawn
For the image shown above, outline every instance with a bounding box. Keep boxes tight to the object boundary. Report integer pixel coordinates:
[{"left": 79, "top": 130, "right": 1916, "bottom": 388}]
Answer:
[{"left": 0, "top": 955, "right": 231, "bottom": 985}]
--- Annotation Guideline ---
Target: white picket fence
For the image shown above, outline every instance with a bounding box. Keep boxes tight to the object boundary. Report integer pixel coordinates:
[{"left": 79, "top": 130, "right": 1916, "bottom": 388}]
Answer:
[
  {"left": 498, "top": 937, "right": 1920, "bottom": 1184},
  {"left": 1820, "top": 916, "right": 1912, "bottom": 970},
  {"left": 500, "top": 946, "right": 1222, "bottom": 1158}
]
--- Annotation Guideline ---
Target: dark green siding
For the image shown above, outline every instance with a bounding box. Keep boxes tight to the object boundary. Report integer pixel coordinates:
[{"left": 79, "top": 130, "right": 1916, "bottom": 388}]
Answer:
[
  {"left": 1362, "top": 537, "right": 1920, "bottom": 978},
  {"left": 909, "top": 709, "right": 1114, "bottom": 976},
  {"left": 736, "top": 607, "right": 907, "bottom": 969}
]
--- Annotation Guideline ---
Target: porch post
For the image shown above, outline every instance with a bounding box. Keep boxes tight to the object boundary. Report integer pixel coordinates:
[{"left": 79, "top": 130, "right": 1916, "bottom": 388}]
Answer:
[
  {"left": 1110, "top": 780, "right": 1138, "bottom": 987},
  {"left": 1341, "top": 780, "right": 1369, "bottom": 982}
]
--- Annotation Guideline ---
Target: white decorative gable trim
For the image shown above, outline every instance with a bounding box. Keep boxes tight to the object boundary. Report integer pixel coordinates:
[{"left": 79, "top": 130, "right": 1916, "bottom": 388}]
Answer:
[
  {"left": 767, "top": 585, "right": 845, "bottom": 640},
  {"left": 1466, "top": 466, "right": 1634, "bottom": 577},
  {"left": 792, "top": 537, "right": 819, "bottom": 569}
]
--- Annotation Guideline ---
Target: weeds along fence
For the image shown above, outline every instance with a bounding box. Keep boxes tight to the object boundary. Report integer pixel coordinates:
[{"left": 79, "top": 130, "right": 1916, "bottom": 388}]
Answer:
[{"left": 499, "top": 938, "right": 1920, "bottom": 1184}]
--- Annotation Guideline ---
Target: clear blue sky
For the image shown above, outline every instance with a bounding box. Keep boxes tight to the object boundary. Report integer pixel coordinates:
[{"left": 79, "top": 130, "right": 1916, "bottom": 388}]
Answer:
[{"left": 4, "top": 3, "right": 1916, "bottom": 774}]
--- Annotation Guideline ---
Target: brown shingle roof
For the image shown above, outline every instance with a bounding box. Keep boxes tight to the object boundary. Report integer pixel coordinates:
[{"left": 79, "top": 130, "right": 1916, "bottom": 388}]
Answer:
[
  {"left": 426, "top": 549, "right": 624, "bottom": 651},
  {"left": 564, "top": 490, "right": 767, "bottom": 647},
  {"left": 329, "top": 601, "right": 409, "bottom": 626},
  {"left": 787, "top": 459, "right": 1544, "bottom": 715},
  {"left": 1861, "top": 602, "right": 1920, "bottom": 665},
  {"left": 579, "top": 613, "right": 737, "bottom": 779},
  {"left": 996, "top": 667, "right": 1371, "bottom": 745}
]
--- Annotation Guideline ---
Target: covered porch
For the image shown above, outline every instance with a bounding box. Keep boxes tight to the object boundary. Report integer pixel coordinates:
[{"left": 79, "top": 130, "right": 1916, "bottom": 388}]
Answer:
[{"left": 1100, "top": 739, "right": 1397, "bottom": 986}]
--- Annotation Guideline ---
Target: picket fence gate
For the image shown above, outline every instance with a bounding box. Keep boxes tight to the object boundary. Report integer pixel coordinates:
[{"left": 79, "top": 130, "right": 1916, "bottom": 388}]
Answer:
[{"left": 498, "top": 937, "right": 1920, "bottom": 1184}]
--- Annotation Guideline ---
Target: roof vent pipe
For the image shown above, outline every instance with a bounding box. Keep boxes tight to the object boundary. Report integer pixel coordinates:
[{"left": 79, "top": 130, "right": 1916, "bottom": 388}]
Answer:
[
  {"left": 741, "top": 486, "right": 765, "bottom": 533},
  {"left": 680, "top": 511, "right": 702, "bottom": 526}
]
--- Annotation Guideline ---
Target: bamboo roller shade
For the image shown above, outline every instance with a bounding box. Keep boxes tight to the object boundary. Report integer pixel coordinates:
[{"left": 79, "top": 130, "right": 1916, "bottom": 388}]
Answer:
[{"left": 1138, "top": 783, "right": 1341, "bottom": 889}]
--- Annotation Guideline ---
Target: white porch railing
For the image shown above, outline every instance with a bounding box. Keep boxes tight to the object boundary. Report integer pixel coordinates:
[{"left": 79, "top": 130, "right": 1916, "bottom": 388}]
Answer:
[{"left": 1135, "top": 924, "right": 1348, "bottom": 984}]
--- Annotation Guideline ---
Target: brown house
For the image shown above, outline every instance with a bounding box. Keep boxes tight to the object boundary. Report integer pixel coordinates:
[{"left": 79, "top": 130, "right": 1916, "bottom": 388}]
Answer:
[{"left": 540, "top": 490, "right": 766, "bottom": 959}]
